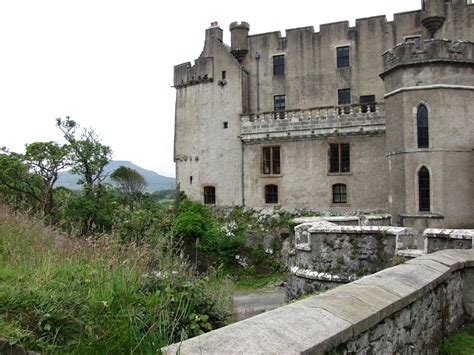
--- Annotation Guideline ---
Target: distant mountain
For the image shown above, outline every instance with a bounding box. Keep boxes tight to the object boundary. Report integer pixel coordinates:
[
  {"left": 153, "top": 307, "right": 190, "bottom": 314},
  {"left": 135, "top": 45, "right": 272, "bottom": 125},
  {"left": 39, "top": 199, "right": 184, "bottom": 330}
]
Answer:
[{"left": 56, "top": 160, "right": 175, "bottom": 193}]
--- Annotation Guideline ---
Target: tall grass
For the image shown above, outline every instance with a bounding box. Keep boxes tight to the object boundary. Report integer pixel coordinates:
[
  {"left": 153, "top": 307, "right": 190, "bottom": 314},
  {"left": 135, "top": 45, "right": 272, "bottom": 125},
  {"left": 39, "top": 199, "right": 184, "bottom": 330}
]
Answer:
[{"left": 0, "top": 205, "right": 233, "bottom": 353}]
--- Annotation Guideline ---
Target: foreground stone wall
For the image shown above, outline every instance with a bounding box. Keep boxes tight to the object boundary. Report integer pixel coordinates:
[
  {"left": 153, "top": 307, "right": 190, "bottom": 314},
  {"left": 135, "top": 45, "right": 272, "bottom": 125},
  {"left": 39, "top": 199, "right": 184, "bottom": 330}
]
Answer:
[
  {"left": 163, "top": 249, "right": 474, "bottom": 354},
  {"left": 287, "top": 221, "right": 416, "bottom": 298}
]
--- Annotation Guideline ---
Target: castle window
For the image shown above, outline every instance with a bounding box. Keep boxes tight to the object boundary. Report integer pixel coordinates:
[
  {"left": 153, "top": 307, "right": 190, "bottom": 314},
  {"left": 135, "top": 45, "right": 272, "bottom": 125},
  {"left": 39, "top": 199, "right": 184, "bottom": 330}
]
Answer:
[
  {"left": 273, "top": 95, "right": 286, "bottom": 119},
  {"left": 329, "top": 143, "right": 350, "bottom": 173},
  {"left": 336, "top": 46, "right": 350, "bottom": 68},
  {"left": 360, "top": 95, "right": 376, "bottom": 113},
  {"left": 273, "top": 55, "right": 285, "bottom": 75},
  {"left": 203, "top": 186, "right": 216, "bottom": 205},
  {"left": 332, "top": 184, "right": 347, "bottom": 204},
  {"left": 338, "top": 88, "right": 351, "bottom": 114},
  {"left": 417, "top": 104, "right": 429, "bottom": 148},
  {"left": 418, "top": 167, "right": 430, "bottom": 212},
  {"left": 405, "top": 36, "right": 421, "bottom": 50},
  {"left": 221, "top": 71, "right": 226, "bottom": 79},
  {"left": 262, "top": 146, "right": 281, "bottom": 175},
  {"left": 265, "top": 184, "right": 278, "bottom": 204},
  {"left": 223, "top": 121, "right": 228, "bottom": 129}
]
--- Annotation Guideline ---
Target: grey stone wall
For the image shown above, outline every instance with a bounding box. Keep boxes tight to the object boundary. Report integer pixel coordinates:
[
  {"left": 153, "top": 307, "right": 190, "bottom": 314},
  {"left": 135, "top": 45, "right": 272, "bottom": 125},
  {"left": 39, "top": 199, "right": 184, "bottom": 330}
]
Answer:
[
  {"left": 287, "top": 222, "right": 415, "bottom": 298},
  {"left": 163, "top": 249, "right": 474, "bottom": 354},
  {"left": 424, "top": 228, "right": 473, "bottom": 253}
]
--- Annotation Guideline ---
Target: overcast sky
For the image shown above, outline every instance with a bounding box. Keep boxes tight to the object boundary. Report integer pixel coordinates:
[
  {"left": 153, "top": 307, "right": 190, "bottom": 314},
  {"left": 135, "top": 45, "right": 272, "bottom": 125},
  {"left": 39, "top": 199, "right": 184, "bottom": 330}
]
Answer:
[{"left": 0, "top": 0, "right": 418, "bottom": 177}]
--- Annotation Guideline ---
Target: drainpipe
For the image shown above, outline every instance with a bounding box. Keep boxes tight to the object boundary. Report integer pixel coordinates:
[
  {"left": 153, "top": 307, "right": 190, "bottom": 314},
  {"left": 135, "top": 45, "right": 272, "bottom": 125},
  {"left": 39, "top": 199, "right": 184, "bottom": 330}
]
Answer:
[
  {"left": 241, "top": 141, "right": 245, "bottom": 206},
  {"left": 255, "top": 51, "right": 261, "bottom": 112}
]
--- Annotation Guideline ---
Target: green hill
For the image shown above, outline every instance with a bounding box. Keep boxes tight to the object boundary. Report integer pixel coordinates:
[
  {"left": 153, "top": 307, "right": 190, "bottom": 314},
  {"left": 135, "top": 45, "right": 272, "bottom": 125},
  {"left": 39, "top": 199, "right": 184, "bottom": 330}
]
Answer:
[{"left": 56, "top": 160, "right": 175, "bottom": 192}]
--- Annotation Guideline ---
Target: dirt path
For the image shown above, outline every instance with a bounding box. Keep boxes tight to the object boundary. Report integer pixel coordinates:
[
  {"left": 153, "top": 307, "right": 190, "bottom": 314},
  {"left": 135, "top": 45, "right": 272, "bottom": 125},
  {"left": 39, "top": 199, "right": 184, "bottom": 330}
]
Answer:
[{"left": 232, "top": 287, "right": 287, "bottom": 321}]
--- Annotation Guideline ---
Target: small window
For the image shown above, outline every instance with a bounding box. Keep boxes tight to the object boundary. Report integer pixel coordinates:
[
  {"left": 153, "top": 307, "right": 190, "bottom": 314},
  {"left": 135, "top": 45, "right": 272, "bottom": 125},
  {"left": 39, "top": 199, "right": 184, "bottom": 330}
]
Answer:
[
  {"left": 203, "top": 186, "right": 216, "bottom": 205},
  {"left": 273, "top": 95, "right": 286, "bottom": 119},
  {"left": 273, "top": 55, "right": 285, "bottom": 75},
  {"left": 418, "top": 167, "right": 430, "bottom": 211},
  {"left": 360, "top": 95, "right": 376, "bottom": 113},
  {"left": 265, "top": 184, "right": 278, "bottom": 204},
  {"left": 417, "top": 104, "right": 429, "bottom": 148},
  {"left": 190, "top": 176, "right": 193, "bottom": 184},
  {"left": 332, "top": 184, "right": 347, "bottom": 204},
  {"left": 336, "top": 46, "right": 350, "bottom": 68},
  {"left": 262, "top": 146, "right": 281, "bottom": 175},
  {"left": 405, "top": 36, "right": 421, "bottom": 50},
  {"left": 338, "top": 88, "right": 351, "bottom": 114},
  {"left": 223, "top": 122, "right": 228, "bottom": 129},
  {"left": 221, "top": 71, "right": 226, "bottom": 80},
  {"left": 329, "top": 143, "right": 350, "bottom": 173}
]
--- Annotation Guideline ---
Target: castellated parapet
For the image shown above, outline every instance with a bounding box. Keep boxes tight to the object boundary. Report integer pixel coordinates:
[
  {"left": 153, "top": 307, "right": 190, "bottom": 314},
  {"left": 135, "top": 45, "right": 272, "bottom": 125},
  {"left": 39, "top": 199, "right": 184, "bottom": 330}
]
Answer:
[{"left": 173, "top": 57, "right": 214, "bottom": 88}]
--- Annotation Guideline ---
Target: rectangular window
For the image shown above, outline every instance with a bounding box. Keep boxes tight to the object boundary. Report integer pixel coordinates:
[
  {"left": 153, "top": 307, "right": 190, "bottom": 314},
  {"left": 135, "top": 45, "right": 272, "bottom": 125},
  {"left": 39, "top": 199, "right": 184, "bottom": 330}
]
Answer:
[
  {"left": 204, "top": 186, "right": 216, "bottom": 205},
  {"left": 262, "top": 146, "right": 281, "bottom": 175},
  {"left": 273, "top": 55, "right": 285, "bottom": 75},
  {"left": 336, "top": 46, "right": 350, "bottom": 68},
  {"left": 273, "top": 95, "right": 286, "bottom": 119},
  {"left": 360, "top": 95, "right": 376, "bottom": 113},
  {"left": 265, "top": 185, "right": 278, "bottom": 204},
  {"left": 332, "top": 184, "right": 347, "bottom": 204},
  {"left": 329, "top": 143, "right": 350, "bottom": 173},
  {"left": 405, "top": 36, "right": 421, "bottom": 50},
  {"left": 221, "top": 70, "right": 226, "bottom": 79},
  {"left": 338, "top": 88, "right": 351, "bottom": 114}
]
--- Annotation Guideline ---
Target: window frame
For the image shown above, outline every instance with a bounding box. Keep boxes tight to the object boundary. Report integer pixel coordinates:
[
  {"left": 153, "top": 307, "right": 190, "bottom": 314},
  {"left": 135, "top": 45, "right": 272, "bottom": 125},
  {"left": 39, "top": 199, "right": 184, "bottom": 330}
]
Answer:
[
  {"left": 265, "top": 184, "right": 279, "bottom": 204},
  {"left": 405, "top": 36, "right": 422, "bottom": 50},
  {"left": 338, "top": 88, "right": 351, "bottom": 114},
  {"left": 203, "top": 186, "right": 216, "bottom": 205},
  {"left": 273, "top": 55, "right": 285, "bottom": 75},
  {"left": 418, "top": 167, "right": 430, "bottom": 212},
  {"left": 328, "top": 142, "right": 351, "bottom": 174},
  {"left": 261, "top": 145, "right": 281, "bottom": 176},
  {"left": 332, "top": 184, "right": 348, "bottom": 204},
  {"left": 336, "top": 46, "right": 350, "bottom": 68},
  {"left": 417, "top": 104, "right": 429, "bottom": 148},
  {"left": 273, "top": 94, "right": 286, "bottom": 119},
  {"left": 360, "top": 95, "right": 376, "bottom": 113}
]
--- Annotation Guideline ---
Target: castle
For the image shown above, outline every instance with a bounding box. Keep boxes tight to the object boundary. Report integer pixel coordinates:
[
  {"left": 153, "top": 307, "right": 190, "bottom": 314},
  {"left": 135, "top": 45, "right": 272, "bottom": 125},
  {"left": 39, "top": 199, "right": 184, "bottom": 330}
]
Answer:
[{"left": 173, "top": 0, "right": 474, "bottom": 230}]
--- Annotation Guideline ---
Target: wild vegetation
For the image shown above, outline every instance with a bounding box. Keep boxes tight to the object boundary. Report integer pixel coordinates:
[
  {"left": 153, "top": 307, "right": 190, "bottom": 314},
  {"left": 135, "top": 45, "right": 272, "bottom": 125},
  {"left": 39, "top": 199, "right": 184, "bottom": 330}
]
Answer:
[{"left": 0, "top": 118, "right": 290, "bottom": 352}]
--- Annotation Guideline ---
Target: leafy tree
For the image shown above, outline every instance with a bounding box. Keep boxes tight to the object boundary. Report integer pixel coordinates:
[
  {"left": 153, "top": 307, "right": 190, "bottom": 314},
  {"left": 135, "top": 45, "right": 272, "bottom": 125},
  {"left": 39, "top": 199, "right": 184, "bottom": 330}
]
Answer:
[
  {"left": 110, "top": 166, "right": 147, "bottom": 208},
  {"left": 56, "top": 117, "right": 113, "bottom": 235},
  {"left": 0, "top": 142, "right": 70, "bottom": 217}
]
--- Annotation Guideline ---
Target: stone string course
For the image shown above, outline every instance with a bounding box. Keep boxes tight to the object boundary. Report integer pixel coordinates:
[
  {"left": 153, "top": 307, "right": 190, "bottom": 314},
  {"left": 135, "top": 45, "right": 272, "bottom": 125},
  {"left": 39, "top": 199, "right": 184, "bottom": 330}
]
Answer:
[{"left": 163, "top": 249, "right": 474, "bottom": 354}]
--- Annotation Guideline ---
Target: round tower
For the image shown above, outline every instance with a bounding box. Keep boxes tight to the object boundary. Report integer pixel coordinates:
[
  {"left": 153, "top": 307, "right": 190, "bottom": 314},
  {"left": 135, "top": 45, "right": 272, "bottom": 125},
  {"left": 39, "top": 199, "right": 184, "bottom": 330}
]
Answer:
[
  {"left": 229, "top": 21, "right": 249, "bottom": 62},
  {"left": 381, "top": 39, "right": 474, "bottom": 230}
]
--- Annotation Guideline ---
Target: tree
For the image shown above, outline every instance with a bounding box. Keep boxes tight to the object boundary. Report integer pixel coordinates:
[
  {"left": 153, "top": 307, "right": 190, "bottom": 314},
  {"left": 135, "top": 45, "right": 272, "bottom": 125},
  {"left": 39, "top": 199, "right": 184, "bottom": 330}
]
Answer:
[
  {"left": 110, "top": 166, "right": 148, "bottom": 209},
  {"left": 56, "top": 117, "right": 112, "bottom": 190},
  {"left": 56, "top": 117, "right": 113, "bottom": 235},
  {"left": 0, "top": 142, "right": 70, "bottom": 217}
]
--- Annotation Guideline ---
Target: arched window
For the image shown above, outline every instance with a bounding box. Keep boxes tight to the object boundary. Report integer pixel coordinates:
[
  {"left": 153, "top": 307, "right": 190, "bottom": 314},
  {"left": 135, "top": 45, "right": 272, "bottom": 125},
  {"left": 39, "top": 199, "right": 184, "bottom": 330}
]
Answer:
[
  {"left": 332, "top": 184, "right": 347, "bottom": 204},
  {"left": 203, "top": 186, "right": 216, "bottom": 205},
  {"left": 418, "top": 167, "right": 430, "bottom": 212},
  {"left": 265, "top": 185, "right": 278, "bottom": 204},
  {"left": 417, "top": 104, "right": 429, "bottom": 148}
]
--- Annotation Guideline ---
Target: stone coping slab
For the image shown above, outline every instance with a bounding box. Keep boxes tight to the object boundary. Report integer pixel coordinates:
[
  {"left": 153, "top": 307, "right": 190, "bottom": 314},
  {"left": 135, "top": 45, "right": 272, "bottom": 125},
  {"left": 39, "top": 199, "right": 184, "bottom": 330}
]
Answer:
[
  {"left": 424, "top": 228, "right": 474, "bottom": 240},
  {"left": 163, "top": 249, "right": 474, "bottom": 354},
  {"left": 307, "top": 224, "right": 416, "bottom": 236}
]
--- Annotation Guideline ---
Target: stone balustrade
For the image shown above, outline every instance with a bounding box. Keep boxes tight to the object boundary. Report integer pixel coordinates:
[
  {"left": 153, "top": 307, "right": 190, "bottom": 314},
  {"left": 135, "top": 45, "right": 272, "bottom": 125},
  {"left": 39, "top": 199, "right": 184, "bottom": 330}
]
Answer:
[{"left": 240, "top": 103, "right": 385, "bottom": 143}]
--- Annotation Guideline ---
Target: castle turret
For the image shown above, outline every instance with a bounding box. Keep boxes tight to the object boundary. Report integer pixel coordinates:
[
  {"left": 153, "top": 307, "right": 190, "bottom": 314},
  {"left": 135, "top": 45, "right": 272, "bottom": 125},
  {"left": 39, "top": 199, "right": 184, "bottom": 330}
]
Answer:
[
  {"left": 230, "top": 21, "right": 249, "bottom": 62},
  {"left": 421, "top": 0, "right": 446, "bottom": 37}
]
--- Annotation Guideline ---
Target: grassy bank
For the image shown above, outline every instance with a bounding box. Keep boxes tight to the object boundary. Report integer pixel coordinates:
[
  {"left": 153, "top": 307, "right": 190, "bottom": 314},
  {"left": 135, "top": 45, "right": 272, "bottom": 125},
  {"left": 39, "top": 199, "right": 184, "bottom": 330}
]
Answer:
[
  {"left": 0, "top": 208, "right": 232, "bottom": 353},
  {"left": 441, "top": 321, "right": 474, "bottom": 355}
]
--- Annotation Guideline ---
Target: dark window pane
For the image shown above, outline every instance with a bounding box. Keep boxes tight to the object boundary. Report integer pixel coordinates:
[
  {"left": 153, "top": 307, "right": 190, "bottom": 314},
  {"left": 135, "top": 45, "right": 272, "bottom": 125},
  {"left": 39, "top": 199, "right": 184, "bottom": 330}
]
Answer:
[
  {"left": 419, "top": 167, "right": 430, "bottom": 211},
  {"left": 333, "top": 184, "right": 347, "bottom": 204},
  {"left": 337, "top": 46, "right": 350, "bottom": 68},
  {"left": 263, "top": 147, "right": 271, "bottom": 174},
  {"left": 338, "top": 89, "right": 351, "bottom": 114},
  {"left": 417, "top": 104, "right": 429, "bottom": 148},
  {"left": 274, "top": 95, "right": 286, "bottom": 119},
  {"left": 273, "top": 55, "right": 285, "bottom": 75},
  {"left": 405, "top": 36, "right": 421, "bottom": 50},
  {"left": 273, "top": 147, "right": 281, "bottom": 174},
  {"left": 360, "top": 95, "right": 376, "bottom": 113},
  {"left": 330, "top": 144, "right": 340, "bottom": 173},
  {"left": 265, "top": 185, "right": 278, "bottom": 204},
  {"left": 204, "top": 186, "right": 216, "bottom": 204},
  {"left": 341, "top": 144, "right": 350, "bottom": 172}
]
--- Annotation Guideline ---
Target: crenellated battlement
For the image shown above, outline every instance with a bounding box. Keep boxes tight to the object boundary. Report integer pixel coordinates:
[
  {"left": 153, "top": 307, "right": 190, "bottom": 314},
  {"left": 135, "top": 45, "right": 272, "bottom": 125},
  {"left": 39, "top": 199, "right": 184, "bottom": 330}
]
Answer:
[
  {"left": 173, "top": 57, "right": 214, "bottom": 88},
  {"left": 382, "top": 39, "right": 474, "bottom": 75}
]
